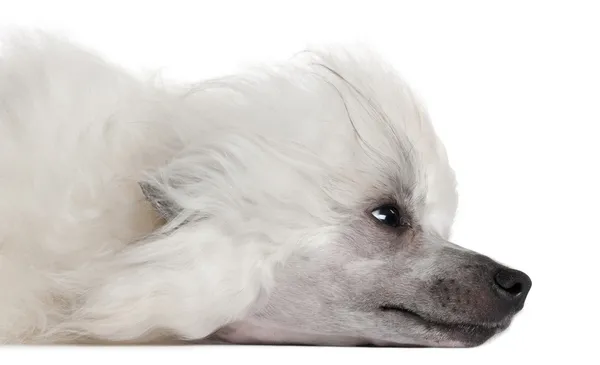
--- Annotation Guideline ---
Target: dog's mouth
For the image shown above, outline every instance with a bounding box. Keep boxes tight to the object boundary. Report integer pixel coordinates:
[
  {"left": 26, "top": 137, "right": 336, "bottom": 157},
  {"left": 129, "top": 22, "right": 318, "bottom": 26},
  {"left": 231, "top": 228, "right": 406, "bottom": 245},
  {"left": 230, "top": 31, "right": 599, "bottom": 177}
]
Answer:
[{"left": 379, "top": 304, "right": 510, "bottom": 345}]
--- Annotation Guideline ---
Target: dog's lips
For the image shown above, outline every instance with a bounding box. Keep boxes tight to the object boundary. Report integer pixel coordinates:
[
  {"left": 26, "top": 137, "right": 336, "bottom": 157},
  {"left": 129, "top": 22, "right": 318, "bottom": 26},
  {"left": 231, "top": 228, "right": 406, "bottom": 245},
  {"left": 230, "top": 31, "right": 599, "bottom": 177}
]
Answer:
[{"left": 379, "top": 304, "right": 510, "bottom": 344}]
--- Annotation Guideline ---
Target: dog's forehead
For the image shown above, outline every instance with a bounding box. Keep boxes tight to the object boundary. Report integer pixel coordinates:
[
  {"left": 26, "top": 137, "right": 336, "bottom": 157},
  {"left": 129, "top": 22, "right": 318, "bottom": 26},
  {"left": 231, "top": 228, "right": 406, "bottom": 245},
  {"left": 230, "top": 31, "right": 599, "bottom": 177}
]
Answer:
[{"left": 304, "top": 48, "right": 458, "bottom": 236}]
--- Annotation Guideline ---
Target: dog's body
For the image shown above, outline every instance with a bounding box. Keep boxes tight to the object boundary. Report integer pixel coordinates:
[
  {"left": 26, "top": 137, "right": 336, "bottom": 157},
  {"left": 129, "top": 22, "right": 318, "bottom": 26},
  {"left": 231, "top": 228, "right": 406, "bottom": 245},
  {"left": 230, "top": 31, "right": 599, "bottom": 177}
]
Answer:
[{"left": 0, "top": 33, "right": 531, "bottom": 346}]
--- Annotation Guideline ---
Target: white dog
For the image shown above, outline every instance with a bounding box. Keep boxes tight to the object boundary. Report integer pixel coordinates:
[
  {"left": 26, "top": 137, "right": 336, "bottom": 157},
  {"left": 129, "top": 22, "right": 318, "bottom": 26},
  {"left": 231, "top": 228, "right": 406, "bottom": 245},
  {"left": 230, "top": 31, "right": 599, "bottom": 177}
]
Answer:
[{"left": 0, "top": 32, "right": 531, "bottom": 346}]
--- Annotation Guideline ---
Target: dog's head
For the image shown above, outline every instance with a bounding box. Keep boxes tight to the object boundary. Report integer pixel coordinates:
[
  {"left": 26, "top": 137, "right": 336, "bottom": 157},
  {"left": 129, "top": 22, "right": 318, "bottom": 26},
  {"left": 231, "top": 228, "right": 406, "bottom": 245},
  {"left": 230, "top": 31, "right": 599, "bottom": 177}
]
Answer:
[{"left": 136, "top": 47, "right": 531, "bottom": 347}]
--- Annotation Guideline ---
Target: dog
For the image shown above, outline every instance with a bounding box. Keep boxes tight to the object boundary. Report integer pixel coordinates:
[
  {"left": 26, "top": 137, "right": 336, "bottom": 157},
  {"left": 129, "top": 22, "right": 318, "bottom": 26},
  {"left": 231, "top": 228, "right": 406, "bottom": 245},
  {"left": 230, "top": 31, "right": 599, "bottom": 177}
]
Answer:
[{"left": 0, "top": 32, "right": 531, "bottom": 346}]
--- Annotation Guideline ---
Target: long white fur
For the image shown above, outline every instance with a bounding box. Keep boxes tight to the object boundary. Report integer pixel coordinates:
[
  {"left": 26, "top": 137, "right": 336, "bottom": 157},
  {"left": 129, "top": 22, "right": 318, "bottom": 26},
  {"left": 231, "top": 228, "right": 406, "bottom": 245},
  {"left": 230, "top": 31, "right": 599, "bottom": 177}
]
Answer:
[{"left": 0, "top": 32, "right": 456, "bottom": 344}]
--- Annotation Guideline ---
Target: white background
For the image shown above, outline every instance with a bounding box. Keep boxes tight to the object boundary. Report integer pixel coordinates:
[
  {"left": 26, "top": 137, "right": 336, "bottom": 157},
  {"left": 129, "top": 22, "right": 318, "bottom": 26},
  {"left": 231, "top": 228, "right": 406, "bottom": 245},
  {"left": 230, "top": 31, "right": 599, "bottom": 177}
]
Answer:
[{"left": 0, "top": 0, "right": 598, "bottom": 363}]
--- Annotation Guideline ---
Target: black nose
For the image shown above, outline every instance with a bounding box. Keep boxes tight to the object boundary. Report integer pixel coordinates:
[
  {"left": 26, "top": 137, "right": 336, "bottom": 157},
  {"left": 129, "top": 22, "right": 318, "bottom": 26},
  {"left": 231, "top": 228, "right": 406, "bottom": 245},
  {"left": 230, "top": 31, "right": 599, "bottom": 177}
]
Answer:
[{"left": 493, "top": 268, "right": 532, "bottom": 306}]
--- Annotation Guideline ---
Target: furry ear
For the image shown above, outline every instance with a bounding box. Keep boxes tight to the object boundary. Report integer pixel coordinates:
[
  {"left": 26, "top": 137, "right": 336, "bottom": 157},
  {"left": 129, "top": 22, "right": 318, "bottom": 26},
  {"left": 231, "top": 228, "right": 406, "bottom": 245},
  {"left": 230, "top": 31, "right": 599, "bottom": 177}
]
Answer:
[
  {"left": 139, "top": 181, "right": 182, "bottom": 222},
  {"left": 54, "top": 222, "right": 270, "bottom": 343}
]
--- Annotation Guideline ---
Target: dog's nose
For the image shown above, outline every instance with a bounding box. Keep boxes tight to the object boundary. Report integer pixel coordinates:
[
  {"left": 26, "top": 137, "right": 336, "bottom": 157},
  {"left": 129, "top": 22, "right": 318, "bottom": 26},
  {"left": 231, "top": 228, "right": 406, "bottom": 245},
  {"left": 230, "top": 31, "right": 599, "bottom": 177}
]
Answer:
[{"left": 493, "top": 267, "right": 532, "bottom": 308}]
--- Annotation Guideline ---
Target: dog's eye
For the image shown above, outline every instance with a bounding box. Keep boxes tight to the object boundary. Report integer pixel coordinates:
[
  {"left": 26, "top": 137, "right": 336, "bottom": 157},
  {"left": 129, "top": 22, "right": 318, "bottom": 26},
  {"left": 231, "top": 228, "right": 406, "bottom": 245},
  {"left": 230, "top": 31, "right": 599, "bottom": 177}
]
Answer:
[{"left": 371, "top": 205, "right": 410, "bottom": 228}]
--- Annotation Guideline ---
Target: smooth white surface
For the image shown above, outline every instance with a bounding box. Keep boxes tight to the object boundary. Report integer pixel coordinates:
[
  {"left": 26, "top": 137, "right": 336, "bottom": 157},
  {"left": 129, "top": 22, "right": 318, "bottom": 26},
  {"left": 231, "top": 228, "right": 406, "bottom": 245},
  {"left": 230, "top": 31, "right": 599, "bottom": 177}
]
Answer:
[{"left": 0, "top": 0, "right": 597, "bottom": 363}]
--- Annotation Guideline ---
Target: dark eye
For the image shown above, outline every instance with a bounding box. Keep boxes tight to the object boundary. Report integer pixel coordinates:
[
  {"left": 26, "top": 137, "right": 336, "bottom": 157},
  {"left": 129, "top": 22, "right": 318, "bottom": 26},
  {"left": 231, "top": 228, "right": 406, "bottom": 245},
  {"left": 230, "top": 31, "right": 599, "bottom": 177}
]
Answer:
[{"left": 371, "top": 205, "right": 410, "bottom": 228}]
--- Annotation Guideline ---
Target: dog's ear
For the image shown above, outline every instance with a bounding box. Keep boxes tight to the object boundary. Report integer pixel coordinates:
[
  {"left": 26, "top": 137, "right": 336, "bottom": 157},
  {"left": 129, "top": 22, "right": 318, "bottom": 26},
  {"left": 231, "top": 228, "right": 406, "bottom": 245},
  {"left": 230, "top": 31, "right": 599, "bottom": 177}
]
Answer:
[{"left": 139, "top": 181, "right": 182, "bottom": 222}]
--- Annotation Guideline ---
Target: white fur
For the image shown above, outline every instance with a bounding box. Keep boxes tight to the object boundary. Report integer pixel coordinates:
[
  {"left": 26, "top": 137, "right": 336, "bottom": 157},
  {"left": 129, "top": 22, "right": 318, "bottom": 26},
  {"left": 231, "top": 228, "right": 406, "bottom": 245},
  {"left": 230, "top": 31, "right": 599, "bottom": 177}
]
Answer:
[{"left": 0, "top": 32, "right": 456, "bottom": 344}]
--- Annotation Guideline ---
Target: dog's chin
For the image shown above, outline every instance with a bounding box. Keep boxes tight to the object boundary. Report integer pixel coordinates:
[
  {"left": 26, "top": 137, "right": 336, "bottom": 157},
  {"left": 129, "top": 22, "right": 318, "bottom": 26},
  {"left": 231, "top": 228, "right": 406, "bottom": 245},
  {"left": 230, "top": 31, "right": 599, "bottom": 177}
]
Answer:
[{"left": 379, "top": 305, "right": 512, "bottom": 347}]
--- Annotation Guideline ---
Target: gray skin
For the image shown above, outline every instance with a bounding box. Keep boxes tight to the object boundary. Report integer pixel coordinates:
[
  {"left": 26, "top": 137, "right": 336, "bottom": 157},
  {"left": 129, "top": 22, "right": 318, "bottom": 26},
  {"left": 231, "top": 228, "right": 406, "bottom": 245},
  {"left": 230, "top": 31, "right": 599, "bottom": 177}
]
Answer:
[
  {"left": 213, "top": 211, "right": 530, "bottom": 347},
  {"left": 141, "top": 181, "right": 532, "bottom": 347},
  {"left": 236, "top": 236, "right": 526, "bottom": 347}
]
